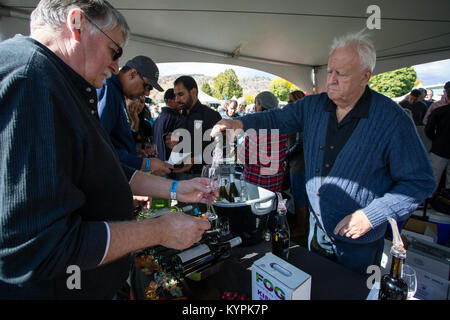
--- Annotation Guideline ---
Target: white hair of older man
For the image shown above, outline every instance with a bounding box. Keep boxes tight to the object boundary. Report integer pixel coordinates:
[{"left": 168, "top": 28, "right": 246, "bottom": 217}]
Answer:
[
  {"left": 30, "top": 0, "right": 129, "bottom": 45},
  {"left": 329, "top": 29, "right": 376, "bottom": 72}
]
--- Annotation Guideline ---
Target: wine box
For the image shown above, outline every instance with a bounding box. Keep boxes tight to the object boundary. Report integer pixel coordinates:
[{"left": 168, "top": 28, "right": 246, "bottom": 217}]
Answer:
[{"left": 251, "top": 253, "right": 311, "bottom": 300}]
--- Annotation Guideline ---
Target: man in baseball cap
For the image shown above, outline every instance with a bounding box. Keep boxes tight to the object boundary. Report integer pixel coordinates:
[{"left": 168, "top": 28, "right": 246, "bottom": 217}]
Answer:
[
  {"left": 97, "top": 55, "right": 171, "bottom": 174},
  {"left": 124, "top": 55, "right": 164, "bottom": 92}
]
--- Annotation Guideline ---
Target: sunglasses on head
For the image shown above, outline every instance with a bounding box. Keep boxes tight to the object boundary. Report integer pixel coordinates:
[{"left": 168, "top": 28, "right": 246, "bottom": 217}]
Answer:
[{"left": 84, "top": 14, "right": 123, "bottom": 61}]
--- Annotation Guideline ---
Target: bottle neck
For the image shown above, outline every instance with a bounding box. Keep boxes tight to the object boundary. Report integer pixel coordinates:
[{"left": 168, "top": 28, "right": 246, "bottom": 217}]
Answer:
[{"left": 390, "top": 255, "right": 404, "bottom": 279}]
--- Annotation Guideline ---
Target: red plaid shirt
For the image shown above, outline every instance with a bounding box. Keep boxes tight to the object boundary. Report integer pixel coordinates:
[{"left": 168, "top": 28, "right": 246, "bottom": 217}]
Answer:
[{"left": 239, "top": 132, "right": 288, "bottom": 192}]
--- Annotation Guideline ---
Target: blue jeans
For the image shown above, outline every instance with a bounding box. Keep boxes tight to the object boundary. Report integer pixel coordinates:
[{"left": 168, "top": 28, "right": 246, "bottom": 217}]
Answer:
[{"left": 308, "top": 215, "right": 384, "bottom": 275}]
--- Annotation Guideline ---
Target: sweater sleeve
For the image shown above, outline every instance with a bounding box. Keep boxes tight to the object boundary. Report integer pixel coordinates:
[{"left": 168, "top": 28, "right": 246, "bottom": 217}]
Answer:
[
  {"left": 0, "top": 75, "right": 108, "bottom": 284},
  {"left": 240, "top": 97, "right": 306, "bottom": 134},
  {"left": 362, "top": 113, "right": 436, "bottom": 228}
]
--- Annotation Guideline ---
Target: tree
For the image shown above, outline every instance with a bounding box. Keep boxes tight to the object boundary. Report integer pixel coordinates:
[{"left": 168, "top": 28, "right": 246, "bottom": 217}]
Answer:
[
  {"left": 269, "top": 78, "right": 301, "bottom": 102},
  {"left": 246, "top": 94, "right": 255, "bottom": 105},
  {"left": 212, "top": 69, "right": 243, "bottom": 100},
  {"left": 368, "top": 67, "right": 417, "bottom": 98},
  {"left": 201, "top": 82, "right": 214, "bottom": 97}
]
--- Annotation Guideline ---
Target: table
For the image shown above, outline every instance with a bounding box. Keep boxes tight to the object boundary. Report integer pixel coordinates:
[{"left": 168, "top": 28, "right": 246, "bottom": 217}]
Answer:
[{"left": 131, "top": 240, "right": 370, "bottom": 300}]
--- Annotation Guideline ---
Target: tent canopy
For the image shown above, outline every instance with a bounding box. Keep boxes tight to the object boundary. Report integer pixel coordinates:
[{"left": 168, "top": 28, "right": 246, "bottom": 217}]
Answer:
[
  {"left": 198, "top": 89, "right": 221, "bottom": 105},
  {"left": 1, "top": 0, "right": 449, "bottom": 92}
]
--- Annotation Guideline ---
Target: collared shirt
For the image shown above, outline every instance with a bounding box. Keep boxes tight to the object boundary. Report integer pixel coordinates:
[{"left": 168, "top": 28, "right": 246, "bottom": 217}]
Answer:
[
  {"left": 179, "top": 100, "right": 222, "bottom": 173},
  {"left": 322, "top": 86, "right": 371, "bottom": 177},
  {"left": 242, "top": 133, "right": 288, "bottom": 192}
]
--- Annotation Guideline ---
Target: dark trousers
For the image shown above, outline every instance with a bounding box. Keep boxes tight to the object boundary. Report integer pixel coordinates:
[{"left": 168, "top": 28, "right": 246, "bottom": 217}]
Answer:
[{"left": 307, "top": 214, "right": 384, "bottom": 275}]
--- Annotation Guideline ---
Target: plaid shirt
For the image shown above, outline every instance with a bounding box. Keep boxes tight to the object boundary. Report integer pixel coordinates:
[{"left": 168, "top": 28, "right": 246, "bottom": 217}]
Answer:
[{"left": 240, "top": 132, "right": 288, "bottom": 192}]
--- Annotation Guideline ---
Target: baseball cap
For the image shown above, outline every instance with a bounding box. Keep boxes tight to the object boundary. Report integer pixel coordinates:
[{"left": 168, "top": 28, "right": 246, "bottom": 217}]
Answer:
[
  {"left": 256, "top": 91, "right": 279, "bottom": 110},
  {"left": 124, "top": 56, "right": 163, "bottom": 92}
]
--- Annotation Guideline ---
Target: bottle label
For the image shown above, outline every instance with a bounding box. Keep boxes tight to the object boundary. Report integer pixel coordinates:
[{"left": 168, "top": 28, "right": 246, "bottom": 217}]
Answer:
[{"left": 177, "top": 244, "right": 210, "bottom": 263}]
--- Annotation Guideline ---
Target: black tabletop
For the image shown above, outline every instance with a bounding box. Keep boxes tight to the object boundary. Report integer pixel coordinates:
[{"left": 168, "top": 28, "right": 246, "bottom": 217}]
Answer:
[{"left": 132, "top": 241, "right": 370, "bottom": 300}]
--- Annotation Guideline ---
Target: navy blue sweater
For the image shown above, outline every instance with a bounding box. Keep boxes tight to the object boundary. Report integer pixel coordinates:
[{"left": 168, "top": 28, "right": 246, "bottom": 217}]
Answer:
[{"left": 241, "top": 89, "right": 435, "bottom": 243}]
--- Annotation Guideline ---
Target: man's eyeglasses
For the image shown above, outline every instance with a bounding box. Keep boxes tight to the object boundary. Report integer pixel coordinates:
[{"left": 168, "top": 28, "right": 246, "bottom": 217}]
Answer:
[
  {"left": 137, "top": 72, "right": 153, "bottom": 91},
  {"left": 84, "top": 14, "right": 123, "bottom": 61}
]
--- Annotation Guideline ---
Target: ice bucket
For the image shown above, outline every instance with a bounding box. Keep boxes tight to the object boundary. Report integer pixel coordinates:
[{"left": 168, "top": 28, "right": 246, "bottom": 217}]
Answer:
[{"left": 213, "top": 181, "right": 276, "bottom": 246}]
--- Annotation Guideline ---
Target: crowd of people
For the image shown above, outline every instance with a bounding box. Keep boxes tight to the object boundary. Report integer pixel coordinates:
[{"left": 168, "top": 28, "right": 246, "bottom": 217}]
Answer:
[{"left": 0, "top": 0, "right": 448, "bottom": 300}]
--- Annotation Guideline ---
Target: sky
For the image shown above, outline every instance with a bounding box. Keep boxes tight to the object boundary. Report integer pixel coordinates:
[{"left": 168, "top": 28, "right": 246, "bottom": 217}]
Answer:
[{"left": 158, "top": 59, "right": 450, "bottom": 86}]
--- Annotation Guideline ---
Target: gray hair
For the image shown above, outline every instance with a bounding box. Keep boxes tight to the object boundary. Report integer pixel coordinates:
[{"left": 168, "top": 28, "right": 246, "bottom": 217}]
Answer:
[
  {"left": 30, "top": 0, "right": 130, "bottom": 45},
  {"left": 329, "top": 30, "right": 376, "bottom": 72}
]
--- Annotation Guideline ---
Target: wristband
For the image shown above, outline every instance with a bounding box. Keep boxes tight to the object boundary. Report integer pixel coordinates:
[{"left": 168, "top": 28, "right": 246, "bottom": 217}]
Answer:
[
  {"left": 170, "top": 180, "right": 178, "bottom": 200},
  {"left": 144, "top": 158, "right": 151, "bottom": 172}
]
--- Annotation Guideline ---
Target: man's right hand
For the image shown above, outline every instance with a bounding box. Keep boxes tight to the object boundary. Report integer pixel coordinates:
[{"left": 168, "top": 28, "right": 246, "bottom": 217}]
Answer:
[
  {"left": 154, "top": 212, "right": 211, "bottom": 250},
  {"left": 142, "top": 158, "right": 173, "bottom": 176},
  {"left": 210, "top": 119, "right": 243, "bottom": 138}
]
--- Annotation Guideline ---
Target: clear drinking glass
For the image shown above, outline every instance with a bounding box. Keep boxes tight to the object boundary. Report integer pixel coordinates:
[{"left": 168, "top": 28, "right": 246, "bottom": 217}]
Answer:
[
  {"left": 401, "top": 264, "right": 417, "bottom": 299},
  {"left": 201, "top": 164, "right": 221, "bottom": 221}
]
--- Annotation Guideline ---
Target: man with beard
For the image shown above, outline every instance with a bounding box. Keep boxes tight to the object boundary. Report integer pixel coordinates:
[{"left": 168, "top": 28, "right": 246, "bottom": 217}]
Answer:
[
  {"left": 166, "top": 76, "right": 222, "bottom": 180},
  {"left": 97, "top": 55, "right": 172, "bottom": 175}
]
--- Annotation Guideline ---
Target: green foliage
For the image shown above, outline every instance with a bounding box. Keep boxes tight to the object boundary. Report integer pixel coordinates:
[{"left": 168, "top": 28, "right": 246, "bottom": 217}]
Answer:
[
  {"left": 246, "top": 94, "right": 255, "bottom": 105},
  {"left": 368, "top": 67, "right": 417, "bottom": 98},
  {"left": 269, "top": 78, "right": 301, "bottom": 102},
  {"left": 212, "top": 69, "right": 243, "bottom": 100},
  {"left": 201, "top": 82, "right": 214, "bottom": 97}
]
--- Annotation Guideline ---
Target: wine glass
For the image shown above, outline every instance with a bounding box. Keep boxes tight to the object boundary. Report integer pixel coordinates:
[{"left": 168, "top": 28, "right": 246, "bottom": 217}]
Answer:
[
  {"left": 144, "top": 137, "right": 158, "bottom": 158},
  {"left": 201, "top": 164, "right": 220, "bottom": 221},
  {"left": 401, "top": 264, "right": 417, "bottom": 299}
]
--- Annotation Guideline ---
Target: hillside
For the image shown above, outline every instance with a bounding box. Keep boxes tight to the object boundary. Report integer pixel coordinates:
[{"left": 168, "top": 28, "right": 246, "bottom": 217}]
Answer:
[{"left": 149, "top": 74, "right": 272, "bottom": 103}]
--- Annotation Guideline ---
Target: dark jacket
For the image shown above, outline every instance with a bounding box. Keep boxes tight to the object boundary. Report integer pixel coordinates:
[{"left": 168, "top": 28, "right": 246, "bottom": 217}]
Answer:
[
  {"left": 0, "top": 35, "right": 134, "bottom": 299},
  {"left": 425, "top": 104, "right": 450, "bottom": 158}
]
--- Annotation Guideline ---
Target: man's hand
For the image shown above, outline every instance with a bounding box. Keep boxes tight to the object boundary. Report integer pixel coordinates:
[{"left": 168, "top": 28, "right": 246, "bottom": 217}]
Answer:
[
  {"left": 125, "top": 97, "right": 144, "bottom": 131},
  {"left": 333, "top": 210, "right": 372, "bottom": 239},
  {"left": 172, "top": 163, "right": 193, "bottom": 174},
  {"left": 147, "top": 158, "right": 173, "bottom": 176},
  {"left": 210, "top": 119, "right": 243, "bottom": 138},
  {"left": 176, "top": 177, "right": 218, "bottom": 204},
  {"left": 155, "top": 213, "right": 211, "bottom": 250}
]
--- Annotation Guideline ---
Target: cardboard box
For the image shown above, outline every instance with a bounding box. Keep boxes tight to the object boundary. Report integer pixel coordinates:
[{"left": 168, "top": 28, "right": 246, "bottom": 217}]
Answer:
[
  {"left": 406, "top": 239, "right": 450, "bottom": 300},
  {"left": 251, "top": 253, "right": 311, "bottom": 300},
  {"left": 406, "top": 239, "right": 450, "bottom": 281},
  {"left": 413, "top": 266, "right": 449, "bottom": 300},
  {"left": 401, "top": 218, "right": 438, "bottom": 243}
]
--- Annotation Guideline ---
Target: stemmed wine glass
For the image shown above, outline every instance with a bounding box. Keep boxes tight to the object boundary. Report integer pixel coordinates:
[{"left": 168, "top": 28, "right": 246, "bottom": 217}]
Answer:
[
  {"left": 401, "top": 264, "right": 417, "bottom": 299},
  {"left": 201, "top": 164, "right": 220, "bottom": 221}
]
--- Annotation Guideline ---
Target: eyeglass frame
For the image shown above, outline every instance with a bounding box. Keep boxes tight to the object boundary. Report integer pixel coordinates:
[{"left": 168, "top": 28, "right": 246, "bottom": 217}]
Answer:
[
  {"left": 83, "top": 14, "right": 123, "bottom": 61},
  {"left": 136, "top": 71, "right": 153, "bottom": 92}
]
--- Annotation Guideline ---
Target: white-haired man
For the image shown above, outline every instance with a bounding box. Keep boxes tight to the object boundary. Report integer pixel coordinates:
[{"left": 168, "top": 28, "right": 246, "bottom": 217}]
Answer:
[
  {"left": 0, "top": 0, "right": 213, "bottom": 299},
  {"left": 212, "top": 31, "right": 435, "bottom": 274}
]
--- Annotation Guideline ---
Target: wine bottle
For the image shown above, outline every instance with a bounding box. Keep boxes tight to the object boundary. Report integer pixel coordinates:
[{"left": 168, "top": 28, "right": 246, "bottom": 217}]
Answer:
[
  {"left": 272, "top": 214, "right": 290, "bottom": 261},
  {"left": 228, "top": 173, "right": 240, "bottom": 201},
  {"left": 378, "top": 217, "right": 408, "bottom": 300},
  {"left": 271, "top": 193, "right": 290, "bottom": 261},
  {"left": 169, "top": 237, "right": 242, "bottom": 278},
  {"left": 217, "top": 177, "right": 231, "bottom": 202}
]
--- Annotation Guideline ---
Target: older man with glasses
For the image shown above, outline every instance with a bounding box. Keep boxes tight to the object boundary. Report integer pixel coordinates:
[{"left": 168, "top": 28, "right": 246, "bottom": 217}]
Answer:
[
  {"left": 0, "top": 0, "right": 214, "bottom": 299},
  {"left": 97, "top": 55, "right": 173, "bottom": 175}
]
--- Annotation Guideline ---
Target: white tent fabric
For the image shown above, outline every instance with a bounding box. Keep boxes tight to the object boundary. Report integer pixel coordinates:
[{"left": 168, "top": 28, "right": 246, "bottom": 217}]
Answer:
[
  {"left": 1, "top": 0, "right": 449, "bottom": 93},
  {"left": 198, "top": 89, "right": 221, "bottom": 105}
]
